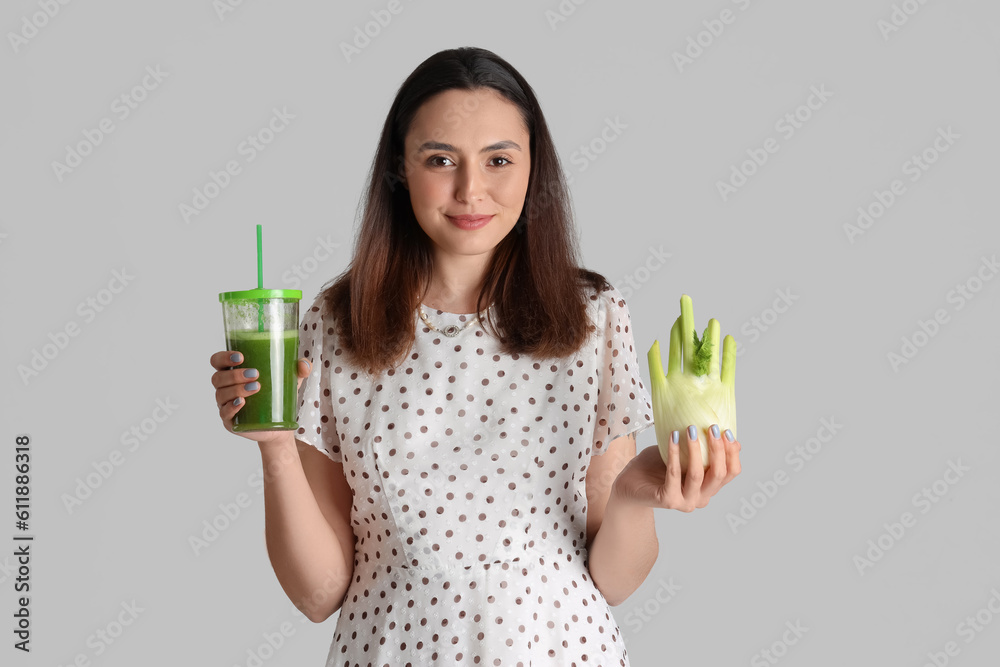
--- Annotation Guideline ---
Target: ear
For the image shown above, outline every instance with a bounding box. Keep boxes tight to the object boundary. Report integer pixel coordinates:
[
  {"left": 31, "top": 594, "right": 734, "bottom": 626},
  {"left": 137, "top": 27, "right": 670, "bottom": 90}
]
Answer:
[
  {"left": 384, "top": 167, "right": 407, "bottom": 193},
  {"left": 398, "top": 159, "right": 408, "bottom": 190}
]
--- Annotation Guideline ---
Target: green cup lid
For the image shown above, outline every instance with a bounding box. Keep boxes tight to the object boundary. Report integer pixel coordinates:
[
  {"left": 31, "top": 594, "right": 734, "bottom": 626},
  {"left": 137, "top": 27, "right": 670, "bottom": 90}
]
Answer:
[{"left": 219, "top": 288, "right": 302, "bottom": 302}]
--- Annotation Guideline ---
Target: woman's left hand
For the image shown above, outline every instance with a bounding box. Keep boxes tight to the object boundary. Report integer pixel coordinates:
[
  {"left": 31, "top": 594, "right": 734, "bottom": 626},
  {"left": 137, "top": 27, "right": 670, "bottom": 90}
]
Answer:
[{"left": 611, "top": 425, "right": 741, "bottom": 512}]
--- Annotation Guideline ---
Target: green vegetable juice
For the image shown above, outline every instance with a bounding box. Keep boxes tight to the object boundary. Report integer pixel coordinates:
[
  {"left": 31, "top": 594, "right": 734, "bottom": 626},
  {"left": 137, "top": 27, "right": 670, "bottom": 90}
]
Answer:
[{"left": 227, "top": 329, "right": 299, "bottom": 432}]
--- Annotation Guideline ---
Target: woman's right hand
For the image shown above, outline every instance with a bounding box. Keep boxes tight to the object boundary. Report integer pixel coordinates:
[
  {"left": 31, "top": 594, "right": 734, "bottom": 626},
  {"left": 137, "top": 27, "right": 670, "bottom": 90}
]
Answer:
[{"left": 210, "top": 350, "right": 313, "bottom": 444}]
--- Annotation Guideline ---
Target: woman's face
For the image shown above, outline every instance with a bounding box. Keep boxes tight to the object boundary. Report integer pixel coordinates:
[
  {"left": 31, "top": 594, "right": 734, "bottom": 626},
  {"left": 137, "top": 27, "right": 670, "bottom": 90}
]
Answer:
[{"left": 403, "top": 87, "right": 531, "bottom": 267}]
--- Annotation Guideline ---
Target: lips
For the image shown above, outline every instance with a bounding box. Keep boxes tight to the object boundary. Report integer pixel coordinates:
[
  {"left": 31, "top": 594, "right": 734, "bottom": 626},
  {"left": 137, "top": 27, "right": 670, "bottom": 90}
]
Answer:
[
  {"left": 446, "top": 214, "right": 494, "bottom": 230},
  {"left": 448, "top": 215, "right": 493, "bottom": 222}
]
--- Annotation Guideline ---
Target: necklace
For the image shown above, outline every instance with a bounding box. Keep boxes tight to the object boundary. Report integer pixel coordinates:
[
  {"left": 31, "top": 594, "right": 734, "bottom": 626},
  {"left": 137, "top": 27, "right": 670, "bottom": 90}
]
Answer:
[{"left": 418, "top": 303, "right": 490, "bottom": 337}]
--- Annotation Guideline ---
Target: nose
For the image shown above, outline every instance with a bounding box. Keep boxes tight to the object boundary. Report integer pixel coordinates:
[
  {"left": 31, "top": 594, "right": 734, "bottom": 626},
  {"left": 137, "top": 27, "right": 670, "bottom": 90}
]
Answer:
[{"left": 453, "top": 162, "right": 484, "bottom": 203}]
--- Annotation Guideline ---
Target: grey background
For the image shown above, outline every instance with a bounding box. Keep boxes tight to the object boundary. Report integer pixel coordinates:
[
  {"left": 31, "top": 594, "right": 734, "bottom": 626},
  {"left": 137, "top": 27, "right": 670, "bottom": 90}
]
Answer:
[{"left": 2, "top": 0, "right": 999, "bottom": 665}]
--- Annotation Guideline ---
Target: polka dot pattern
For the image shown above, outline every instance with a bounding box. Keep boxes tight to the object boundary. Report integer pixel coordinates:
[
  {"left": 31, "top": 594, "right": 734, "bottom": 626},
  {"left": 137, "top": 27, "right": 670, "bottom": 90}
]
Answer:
[{"left": 295, "top": 284, "right": 654, "bottom": 666}]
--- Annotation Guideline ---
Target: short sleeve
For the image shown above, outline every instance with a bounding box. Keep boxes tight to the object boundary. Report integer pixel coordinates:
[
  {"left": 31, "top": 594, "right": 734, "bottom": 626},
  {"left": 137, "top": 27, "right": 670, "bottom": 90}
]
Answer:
[
  {"left": 295, "top": 298, "right": 342, "bottom": 463},
  {"left": 592, "top": 285, "right": 655, "bottom": 456}
]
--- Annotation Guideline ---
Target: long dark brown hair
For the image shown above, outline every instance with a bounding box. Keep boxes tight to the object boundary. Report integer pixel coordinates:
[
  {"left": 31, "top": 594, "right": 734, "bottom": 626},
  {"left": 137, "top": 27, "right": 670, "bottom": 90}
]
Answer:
[{"left": 320, "top": 46, "right": 611, "bottom": 375}]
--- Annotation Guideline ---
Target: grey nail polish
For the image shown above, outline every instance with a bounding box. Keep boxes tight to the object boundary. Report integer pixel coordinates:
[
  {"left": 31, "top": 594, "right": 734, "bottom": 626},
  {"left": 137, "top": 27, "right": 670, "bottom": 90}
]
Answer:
[
  {"left": 687, "top": 425, "right": 698, "bottom": 441},
  {"left": 230, "top": 353, "right": 241, "bottom": 363},
  {"left": 670, "top": 430, "right": 679, "bottom": 444},
  {"left": 724, "top": 429, "right": 734, "bottom": 442},
  {"left": 244, "top": 382, "right": 260, "bottom": 391},
  {"left": 711, "top": 424, "right": 720, "bottom": 439},
  {"left": 233, "top": 397, "right": 242, "bottom": 406},
  {"left": 243, "top": 369, "right": 259, "bottom": 379}
]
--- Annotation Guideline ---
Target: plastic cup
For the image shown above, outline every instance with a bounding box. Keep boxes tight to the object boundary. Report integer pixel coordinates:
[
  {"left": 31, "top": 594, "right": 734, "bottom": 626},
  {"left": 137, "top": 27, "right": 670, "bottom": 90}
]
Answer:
[{"left": 219, "top": 288, "right": 302, "bottom": 432}]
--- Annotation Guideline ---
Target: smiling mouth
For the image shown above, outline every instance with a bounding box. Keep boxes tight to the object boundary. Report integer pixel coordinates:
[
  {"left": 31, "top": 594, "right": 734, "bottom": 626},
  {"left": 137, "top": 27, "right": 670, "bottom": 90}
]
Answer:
[
  {"left": 446, "top": 214, "right": 494, "bottom": 229},
  {"left": 447, "top": 215, "right": 494, "bottom": 222}
]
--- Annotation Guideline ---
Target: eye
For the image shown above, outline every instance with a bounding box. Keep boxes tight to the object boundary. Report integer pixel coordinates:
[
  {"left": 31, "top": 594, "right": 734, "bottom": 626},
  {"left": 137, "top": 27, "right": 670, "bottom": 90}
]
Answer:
[{"left": 425, "top": 155, "right": 514, "bottom": 168}]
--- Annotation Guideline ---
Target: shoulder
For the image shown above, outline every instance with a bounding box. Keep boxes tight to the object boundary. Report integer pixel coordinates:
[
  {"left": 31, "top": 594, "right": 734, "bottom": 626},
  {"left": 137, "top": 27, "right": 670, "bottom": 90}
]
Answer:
[
  {"left": 594, "top": 282, "right": 628, "bottom": 309},
  {"left": 573, "top": 274, "right": 638, "bottom": 353},
  {"left": 571, "top": 268, "right": 634, "bottom": 325},
  {"left": 301, "top": 296, "right": 328, "bottom": 328},
  {"left": 300, "top": 295, "right": 340, "bottom": 345},
  {"left": 576, "top": 268, "right": 617, "bottom": 312},
  {"left": 585, "top": 280, "right": 631, "bottom": 327}
]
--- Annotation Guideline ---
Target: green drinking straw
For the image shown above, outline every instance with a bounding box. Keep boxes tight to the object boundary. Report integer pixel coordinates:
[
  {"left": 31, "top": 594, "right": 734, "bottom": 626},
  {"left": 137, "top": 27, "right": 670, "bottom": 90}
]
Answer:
[{"left": 257, "top": 224, "right": 264, "bottom": 333}]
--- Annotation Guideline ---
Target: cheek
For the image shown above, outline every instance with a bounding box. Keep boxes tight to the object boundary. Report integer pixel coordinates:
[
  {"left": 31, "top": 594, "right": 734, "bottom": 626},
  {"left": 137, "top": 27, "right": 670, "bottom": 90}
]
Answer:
[
  {"left": 407, "top": 174, "right": 444, "bottom": 208},
  {"left": 501, "top": 173, "right": 531, "bottom": 206}
]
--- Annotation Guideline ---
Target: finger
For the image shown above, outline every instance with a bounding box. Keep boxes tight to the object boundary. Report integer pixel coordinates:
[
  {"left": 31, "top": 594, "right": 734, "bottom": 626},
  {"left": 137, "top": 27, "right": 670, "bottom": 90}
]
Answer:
[
  {"left": 296, "top": 358, "right": 312, "bottom": 393},
  {"left": 663, "top": 430, "right": 685, "bottom": 507},
  {"left": 211, "top": 350, "right": 243, "bottom": 370},
  {"left": 724, "top": 430, "right": 742, "bottom": 481},
  {"left": 700, "top": 424, "right": 729, "bottom": 498},
  {"left": 218, "top": 393, "right": 246, "bottom": 427},
  {"left": 681, "top": 425, "right": 704, "bottom": 506},
  {"left": 215, "top": 379, "right": 261, "bottom": 412},
  {"left": 211, "top": 366, "right": 259, "bottom": 390}
]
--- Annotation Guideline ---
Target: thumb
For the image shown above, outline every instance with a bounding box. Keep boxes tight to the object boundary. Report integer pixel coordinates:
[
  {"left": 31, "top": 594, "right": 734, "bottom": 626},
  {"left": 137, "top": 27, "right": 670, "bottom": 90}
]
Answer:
[{"left": 296, "top": 358, "right": 312, "bottom": 388}]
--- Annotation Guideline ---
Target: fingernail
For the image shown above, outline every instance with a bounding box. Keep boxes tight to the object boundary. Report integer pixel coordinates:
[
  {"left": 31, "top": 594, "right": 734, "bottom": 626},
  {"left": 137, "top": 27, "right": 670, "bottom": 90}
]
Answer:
[
  {"left": 711, "top": 424, "right": 720, "bottom": 439},
  {"left": 244, "top": 382, "right": 260, "bottom": 391},
  {"left": 230, "top": 353, "right": 241, "bottom": 363},
  {"left": 670, "top": 430, "right": 679, "bottom": 444},
  {"left": 687, "top": 425, "right": 698, "bottom": 441},
  {"left": 724, "top": 429, "right": 734, "bottom": 443},
  {"left": 243, "top": 369, "right": 259, "bottom": 379},
  {"left": 233, "top": 397, "right": 242, "bottom": 406}
]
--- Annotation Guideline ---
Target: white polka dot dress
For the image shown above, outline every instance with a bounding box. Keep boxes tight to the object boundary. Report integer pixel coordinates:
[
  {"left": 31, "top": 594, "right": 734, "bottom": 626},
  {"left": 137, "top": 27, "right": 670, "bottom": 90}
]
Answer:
[{"left": 295, "top": 284, "right": 654, "bottom": 666}]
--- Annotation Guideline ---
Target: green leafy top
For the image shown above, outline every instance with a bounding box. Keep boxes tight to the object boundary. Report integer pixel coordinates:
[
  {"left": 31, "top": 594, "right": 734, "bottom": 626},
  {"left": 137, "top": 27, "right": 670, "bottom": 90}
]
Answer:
[{"left": 689, "top": 326, "right": 714, "bottom": 376}]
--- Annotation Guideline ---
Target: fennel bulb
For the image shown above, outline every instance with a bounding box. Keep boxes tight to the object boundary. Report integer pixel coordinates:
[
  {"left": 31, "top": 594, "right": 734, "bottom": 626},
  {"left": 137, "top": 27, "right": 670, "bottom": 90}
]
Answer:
[{"left": 647, "top": 294, "right": 737, "bottom": 469}]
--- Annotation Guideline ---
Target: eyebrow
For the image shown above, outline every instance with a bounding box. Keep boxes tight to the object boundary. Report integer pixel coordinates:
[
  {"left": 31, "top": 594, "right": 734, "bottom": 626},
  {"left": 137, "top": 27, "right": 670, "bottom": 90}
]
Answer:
[{"left": 416, "top": 140, "right": 522, "bottom": 154}]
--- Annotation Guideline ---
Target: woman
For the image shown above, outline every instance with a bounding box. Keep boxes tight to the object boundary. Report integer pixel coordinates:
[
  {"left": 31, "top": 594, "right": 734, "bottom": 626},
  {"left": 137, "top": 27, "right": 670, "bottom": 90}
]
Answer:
[{"left": 210, "top": 46, "right": 741, "bottom": 666}]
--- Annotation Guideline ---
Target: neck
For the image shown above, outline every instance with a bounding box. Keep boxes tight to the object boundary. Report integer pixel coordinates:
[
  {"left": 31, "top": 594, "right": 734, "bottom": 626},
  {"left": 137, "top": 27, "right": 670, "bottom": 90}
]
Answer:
[{"left": 421, "top": 252, "right": 491, "bottom": 313}]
